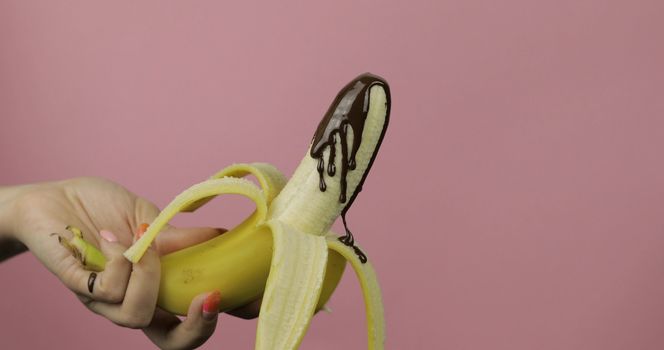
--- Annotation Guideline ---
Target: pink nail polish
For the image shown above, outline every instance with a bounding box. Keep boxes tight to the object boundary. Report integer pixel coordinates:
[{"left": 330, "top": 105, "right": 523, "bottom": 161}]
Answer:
[
  {"left": 202, "top": 291, "right": 221, "bottom": 320},
  {"left": 99, "top": 230, "right": 118, "bottom": 243}
]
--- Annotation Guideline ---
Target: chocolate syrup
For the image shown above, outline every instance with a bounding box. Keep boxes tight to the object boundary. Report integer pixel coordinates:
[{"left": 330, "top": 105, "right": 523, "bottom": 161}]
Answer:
[
  {"left": 310, "top": 73, "right": 391, "bottom": 264},
  {"left": 340, "top": 214, "right": 368, "bottom": 263}
]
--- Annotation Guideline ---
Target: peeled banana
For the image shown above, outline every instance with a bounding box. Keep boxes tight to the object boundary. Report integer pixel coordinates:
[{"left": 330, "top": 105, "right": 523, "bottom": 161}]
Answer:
[{"left": 62, "top": 73, "right": 391, "bottom": 349}]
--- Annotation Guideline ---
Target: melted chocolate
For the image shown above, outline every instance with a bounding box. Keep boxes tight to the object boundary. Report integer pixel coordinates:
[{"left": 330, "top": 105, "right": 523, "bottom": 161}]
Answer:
[
  {"left": 310, "top": 73, "right": 391, "bottom": 263},
  {"left": 340, "top": 214, "right": 368, "bottom": 263}
]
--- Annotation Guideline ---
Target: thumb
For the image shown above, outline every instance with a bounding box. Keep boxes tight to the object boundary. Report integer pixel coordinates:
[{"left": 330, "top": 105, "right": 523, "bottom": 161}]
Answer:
[{"left": 156, "top": 227, "right": 226, "bottom": 255}]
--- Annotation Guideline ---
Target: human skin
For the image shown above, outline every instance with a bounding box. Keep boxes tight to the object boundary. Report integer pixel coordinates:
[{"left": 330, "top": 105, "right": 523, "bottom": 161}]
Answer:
[{"left": 0, "top": 177, "right": 232, "bottom": 349}]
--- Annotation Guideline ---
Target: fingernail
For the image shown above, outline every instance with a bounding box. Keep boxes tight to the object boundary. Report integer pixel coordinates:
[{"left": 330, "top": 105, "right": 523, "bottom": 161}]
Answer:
[
  {"left": 99, "top": 230, "right": 118, "bottom": 243},
  {"left": 136, "top": 223, "right": 150, "bottom": 239},
  {"left": 134, "top": 223, "right": 149, "bottom": 244},
  {"left": 202, "top": 291, "right": 221, "bottom": 320}
]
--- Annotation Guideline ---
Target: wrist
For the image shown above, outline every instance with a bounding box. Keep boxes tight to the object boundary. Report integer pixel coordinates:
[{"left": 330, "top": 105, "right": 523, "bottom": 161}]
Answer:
[
  {"left": 0, "top": 182, "right": 59, "bottom": 242},
  {"left": 0, "top": 186, "right": 21, "bottom": 241},
  {"left": 0, "top": 185, "right": 34, "bottom": 259}
]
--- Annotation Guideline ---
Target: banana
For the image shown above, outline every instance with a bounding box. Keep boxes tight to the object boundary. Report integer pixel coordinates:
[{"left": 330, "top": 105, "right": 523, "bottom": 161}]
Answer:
[
  {"left": 63, "top": 73, "right": 391, "bottom": 349},
  {"left": 52, "top": 225, "right": 106, "bottom": 272}
]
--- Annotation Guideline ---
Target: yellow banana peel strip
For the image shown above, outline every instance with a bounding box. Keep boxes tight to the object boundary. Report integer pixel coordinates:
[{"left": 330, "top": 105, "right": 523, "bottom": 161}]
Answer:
[
  {"left": 124, "top": 176, "right": 268, "bottom": 263},
  {"left": 212, "top": 162, "right": 287, "bottom": 202},
  {"left": 256, "top": 220, "right": 329, "bottom": 350},
  {"left": 327, "top": 236, "right": 385, "bottom": 350},
  {"left": 183, "top": 162, "right": 287, "bottom": 212}
]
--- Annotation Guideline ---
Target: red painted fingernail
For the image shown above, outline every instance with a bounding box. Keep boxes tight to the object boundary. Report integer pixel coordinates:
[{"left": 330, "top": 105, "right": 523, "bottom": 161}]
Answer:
[
  {"left": 202, "top": 291, "right": 221, "bottom": 320},
  {"left": 136, "top": 223, "right": 149, "bottom": 239},
  {"left": 99, "top": 230, "right": 118, "bottom": 243}
]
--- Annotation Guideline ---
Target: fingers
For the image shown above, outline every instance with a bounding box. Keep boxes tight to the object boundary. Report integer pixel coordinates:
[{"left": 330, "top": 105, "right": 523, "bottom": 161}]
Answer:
[
  {"left": 143, "top": 291, "right": 220, "bottom": 350},
  {"left": 58, "top": 230, "right": 131, "bottom": 303},
  {"left": 227, "top": 298, "right": 262, "bottom": 319},
  {"left": 84, "top": 246, "right": 161, "bottom": 328},
  {"left": 133, "top": 195, "right": 226, "bottom": 256},
  {"left": 156, "top": 227, "right": 226, "bottom": 255},
  {"left": 134, "top": 197, "right": 161, "bottom": 226}
]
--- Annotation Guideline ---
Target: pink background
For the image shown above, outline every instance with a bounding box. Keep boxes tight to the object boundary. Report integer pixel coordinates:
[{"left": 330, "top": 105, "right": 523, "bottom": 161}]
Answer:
[{"left": 1, "top": 1, "right": 664, "bottom": 349}]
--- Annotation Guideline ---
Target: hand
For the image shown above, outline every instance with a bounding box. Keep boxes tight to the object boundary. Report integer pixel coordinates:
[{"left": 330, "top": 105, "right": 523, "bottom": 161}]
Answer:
[{"left": 3, "top": 177, "right": 225, "bottom": 349}]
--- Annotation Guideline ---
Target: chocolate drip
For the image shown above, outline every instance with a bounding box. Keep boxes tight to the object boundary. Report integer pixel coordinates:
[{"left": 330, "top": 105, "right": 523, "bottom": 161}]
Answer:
[
  {"left": 340, "top": 213, "right": 367, "bottom": 263},
  {"left": 338, "top": 125, "right": 349, "bottom": 203},
  {"left": 327, "top": 134, "right": 336, "bottom": 176},
  {"left": 310, "top": 73, "right": 391, "bottom": 264},
  {"left": 317, "top": 157, "right": 326, "bottom": 192}
]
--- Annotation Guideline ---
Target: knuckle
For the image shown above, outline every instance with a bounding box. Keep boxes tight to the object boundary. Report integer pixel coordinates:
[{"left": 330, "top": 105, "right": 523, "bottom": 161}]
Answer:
[
  {"left": 96, "top": 284, "right": 125, "bottom": 303},
  {"left": 56, "top": 258, "right": 80, "bottom": 288},
  {"left": 66, "top": 176, "right": 111, "bottom": 187},
  {"left": 13, "top": 185, "right": 62, "bottom": 220},
  {"left": 64, "top": 176, "right": 126, "bottom": 195}
]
